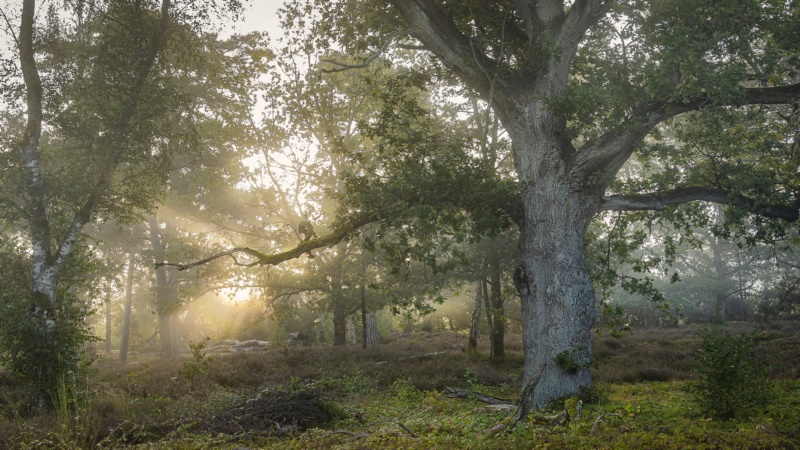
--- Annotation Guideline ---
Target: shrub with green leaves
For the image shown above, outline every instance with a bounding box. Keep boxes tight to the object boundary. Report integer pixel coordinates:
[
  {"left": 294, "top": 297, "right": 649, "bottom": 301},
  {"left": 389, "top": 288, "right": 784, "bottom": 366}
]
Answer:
[
  {"left": 690, "top": 329, "right": 773, "bottom": 420},
  {"left": 180, "top": 336, "right": 212, "bottom": 391},
  {"left": 0, "top": 239, "right": 96, "bottom": 410}
]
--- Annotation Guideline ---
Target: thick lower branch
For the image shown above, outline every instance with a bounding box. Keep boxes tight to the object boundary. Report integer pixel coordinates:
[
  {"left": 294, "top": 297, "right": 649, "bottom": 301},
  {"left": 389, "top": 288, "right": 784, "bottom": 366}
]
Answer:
[
  {"left": 601, "top": 186, "right": 799, "bottom": 222},
  {"left": 575, "top": 82, "right": 800, "bottom": 188}
]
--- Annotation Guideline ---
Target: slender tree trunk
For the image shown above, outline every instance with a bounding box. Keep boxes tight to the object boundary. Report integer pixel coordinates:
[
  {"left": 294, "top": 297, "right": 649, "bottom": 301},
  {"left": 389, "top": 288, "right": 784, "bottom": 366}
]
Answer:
[
  {"left": 736, "top": 247, "right": 748, "bottom": 320},
  {"left": 489, "top": 253, "right": 504, "bottom": 360},
  {"left": 361, "top": 283, "right": 368, "bottom": 349},
  {"left": 712, "top": 237, "right": 727, "bottom": 324},
  {"left": 330, "top": 258, "right": 347, "bottom": 346},
  {"left": 119, "top": 252, "right": 135, "bottom": 363},
  {"left": 347, "top": 318, "right": 357, "bottom": 345},
  {"left": 105, "top": 283, "right": 112, "bottom": 353},
  {"left": 366, "top": 312, "right": 379, "bottom": 346},
  {"left": 468, "top": 280, "right": 483, "bottom": 353},
  {"left": 482, "top": 279, "right": 492, "bottom": 332},
  {"left": 148, "top": 216, "right": 178, "bottom": 357}
]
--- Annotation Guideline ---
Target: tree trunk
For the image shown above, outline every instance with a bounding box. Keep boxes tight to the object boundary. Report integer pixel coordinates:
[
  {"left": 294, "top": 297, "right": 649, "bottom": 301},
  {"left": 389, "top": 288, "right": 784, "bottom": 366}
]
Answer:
[
  {"left": 467, "top": 280, "right": 482, "bottom": 352},
  {"left": 712, "top": 236, "right": 727, "bottom": 324},
  {"left": 330, "top": 257, "right": 347, "bottom": 346},
  {"left": 347, "top": 318, "right": 357, "bottom": 345},
  {"left": 735, "top": 247, "right": 748, "bottom": 320},
  {"left": 361, "top": 283, "right": 368, "bottom": 349},
  {"left": 171, "top": 313, "right": 182, "bottom": 350},
  {"left": 489, "top": 253, "right": 504, "bottom": 360},
  {"left": 148, "top": 216, "right": 179, "bottom": 357},
  {"left": 159, "top": 312, "right": 174, "bottom": 357},
  {"left": 366, "top": 312, "right": 379, "bottom": 346},
  {"left": 515, "top": 198, "right": 597, "bottom": 410},
  {"left": 482, "top": 278, "right": 492, "bottom": 335},
  {"left": 105, "top": 282, "right": 112, "bottom": 354},
  {"left": 509, "top": 120, "right": 599, "bottom": 412},
  {"left": 119, "top": 252, "right": 135, "bottom": 363}
]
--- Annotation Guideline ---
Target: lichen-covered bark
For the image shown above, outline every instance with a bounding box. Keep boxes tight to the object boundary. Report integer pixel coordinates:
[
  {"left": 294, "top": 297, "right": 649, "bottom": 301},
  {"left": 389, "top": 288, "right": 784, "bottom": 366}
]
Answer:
[{"left": 507, "top": 110, "right": 600, "bottom": 407}]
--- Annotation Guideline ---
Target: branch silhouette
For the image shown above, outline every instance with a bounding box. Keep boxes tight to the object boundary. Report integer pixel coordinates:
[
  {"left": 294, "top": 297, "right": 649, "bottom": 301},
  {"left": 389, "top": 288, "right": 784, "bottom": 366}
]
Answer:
[{"left": 156, "top": 212, "right": 380, "bottom": 271}]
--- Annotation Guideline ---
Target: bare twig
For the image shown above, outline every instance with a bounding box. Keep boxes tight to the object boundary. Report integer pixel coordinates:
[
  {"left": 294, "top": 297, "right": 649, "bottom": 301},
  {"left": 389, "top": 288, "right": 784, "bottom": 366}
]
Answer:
[
  {"left": 590, "top": 412, "right": 620, "bottom": 435},
  {"left": 0, "top": 6, "right": 20, "bottom": 45},
  {"left": 397, "top": 422, "right": 418, "bottom": 438}
]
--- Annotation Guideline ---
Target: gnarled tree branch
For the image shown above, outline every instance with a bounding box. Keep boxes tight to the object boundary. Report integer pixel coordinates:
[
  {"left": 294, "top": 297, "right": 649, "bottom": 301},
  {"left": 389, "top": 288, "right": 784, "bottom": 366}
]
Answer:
[
  {"left": 601, "top": 186, "right": 799, "bottom": 222},
  {"left": 156, "top": 212, "right": 381, "bottom": 271},
  {"left": 320, "top": 31, "right": 409, "bottom": 73},
  {"left": 574, "top": 82, "right": 800, "bottom": 189},
  {"left": 389, "top": 0, "right": 498, "bottom": 98}
]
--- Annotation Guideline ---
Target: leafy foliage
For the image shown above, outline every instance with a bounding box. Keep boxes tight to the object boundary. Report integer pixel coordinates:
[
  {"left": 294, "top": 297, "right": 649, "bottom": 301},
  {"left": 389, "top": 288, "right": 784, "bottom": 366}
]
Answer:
[
  {"left": 0, "top": 238, "right": 96, "bottom": 407},
  {"left": 179, "top": 336, "right": 212, "bottom": 392},
  {"left": 690, "top": 328, "right": 773, "bottom": 420}
]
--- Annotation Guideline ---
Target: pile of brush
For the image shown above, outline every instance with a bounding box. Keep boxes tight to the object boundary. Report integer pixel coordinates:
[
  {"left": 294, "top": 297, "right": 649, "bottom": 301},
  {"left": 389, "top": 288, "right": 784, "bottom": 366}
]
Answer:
[{"left": 203, "top": 386, "right": 338, "bottom": 436}]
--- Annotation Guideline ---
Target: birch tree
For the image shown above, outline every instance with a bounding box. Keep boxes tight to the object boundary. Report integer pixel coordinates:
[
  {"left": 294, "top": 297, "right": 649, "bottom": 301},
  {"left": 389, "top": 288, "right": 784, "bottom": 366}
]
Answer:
[{"left": 0, "top": 0, "right": 247, "bottom": 399}]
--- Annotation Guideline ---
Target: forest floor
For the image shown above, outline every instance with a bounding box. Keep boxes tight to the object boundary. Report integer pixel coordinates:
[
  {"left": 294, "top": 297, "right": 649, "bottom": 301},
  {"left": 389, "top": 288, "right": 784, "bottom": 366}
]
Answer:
[{"left": 1, "top": 321, "right": 799, "bottom": 449}]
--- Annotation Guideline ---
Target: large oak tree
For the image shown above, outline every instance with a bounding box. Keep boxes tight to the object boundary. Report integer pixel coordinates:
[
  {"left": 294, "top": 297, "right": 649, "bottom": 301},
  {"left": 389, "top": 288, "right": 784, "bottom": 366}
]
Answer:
[
  {"left": 159, "top": 0, "right": 800, "bottom": 417},
  {"left": 379, "top": 0, "right": 800, "bottom": 415}
]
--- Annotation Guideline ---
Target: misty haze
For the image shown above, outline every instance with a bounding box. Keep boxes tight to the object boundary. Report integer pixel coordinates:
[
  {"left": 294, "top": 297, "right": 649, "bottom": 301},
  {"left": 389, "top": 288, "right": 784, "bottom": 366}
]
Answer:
[{"left": 1, "top": 0, "right": 799, "bottom": 448}]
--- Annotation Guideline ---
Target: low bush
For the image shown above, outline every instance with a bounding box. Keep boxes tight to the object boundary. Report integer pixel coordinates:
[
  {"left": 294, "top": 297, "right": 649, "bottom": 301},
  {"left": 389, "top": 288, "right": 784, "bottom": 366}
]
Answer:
[{"left": 690, "top": 328, "right": 773, "bottom": 420}]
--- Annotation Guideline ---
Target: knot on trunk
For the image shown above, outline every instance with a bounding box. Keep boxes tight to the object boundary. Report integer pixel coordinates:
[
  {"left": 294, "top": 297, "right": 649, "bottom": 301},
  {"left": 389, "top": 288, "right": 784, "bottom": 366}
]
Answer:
[{"left": 513, "top": 262, "right": 531, "bottom": 295}]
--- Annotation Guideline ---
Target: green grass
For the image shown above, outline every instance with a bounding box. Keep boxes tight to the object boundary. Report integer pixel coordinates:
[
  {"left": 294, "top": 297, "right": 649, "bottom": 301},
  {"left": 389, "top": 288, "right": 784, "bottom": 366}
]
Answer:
[{"left": 1, "top": 323, "right": 799, "bottom": 449}]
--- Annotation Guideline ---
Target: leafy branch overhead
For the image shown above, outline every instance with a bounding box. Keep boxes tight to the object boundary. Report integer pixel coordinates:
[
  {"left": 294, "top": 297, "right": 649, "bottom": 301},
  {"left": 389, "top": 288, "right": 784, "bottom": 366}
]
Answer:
[
  {"left": 156, "top": 212, "right": 381, "bottom": 271},
  {"left": 602, "top": 187, "right": 800, "bottom": 223}
]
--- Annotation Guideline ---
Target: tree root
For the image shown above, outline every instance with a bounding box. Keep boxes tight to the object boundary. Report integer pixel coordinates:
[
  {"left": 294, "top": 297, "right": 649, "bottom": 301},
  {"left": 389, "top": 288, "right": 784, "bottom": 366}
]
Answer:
[{"left": 510, "top": 363, "right": 547, "bottom": 423}]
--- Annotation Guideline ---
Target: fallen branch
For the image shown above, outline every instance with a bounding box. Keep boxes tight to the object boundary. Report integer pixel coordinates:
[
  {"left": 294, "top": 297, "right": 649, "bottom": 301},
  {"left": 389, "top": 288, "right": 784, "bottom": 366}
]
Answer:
[
  {"left": 479, "top": 404, "right": 516, "bottom": 413},
  {"left": 530, "top": 410, "right": 569, "bottom": 426},
  {"left": 397, "top": 422, "right": 418, "bottom": 438},
  {"left": 590, "top": 412, "right": 621, "bottom": 435},
  {"left": 444, "top": 387, "right": 512, "bottom": 405}
]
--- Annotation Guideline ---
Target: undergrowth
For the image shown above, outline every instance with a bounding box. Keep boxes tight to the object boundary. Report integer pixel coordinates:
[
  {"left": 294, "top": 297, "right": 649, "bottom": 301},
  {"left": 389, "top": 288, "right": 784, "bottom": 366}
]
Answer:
[{"left": 0, "top": 326, "right": 798, "bottom": 449}]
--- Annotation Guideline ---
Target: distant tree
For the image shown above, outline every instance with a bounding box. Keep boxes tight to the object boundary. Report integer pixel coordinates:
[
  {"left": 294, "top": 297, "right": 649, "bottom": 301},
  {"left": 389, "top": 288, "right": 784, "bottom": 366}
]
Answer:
[{"left": 119, "top": 251, "right": 136, "bottom": 364}]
